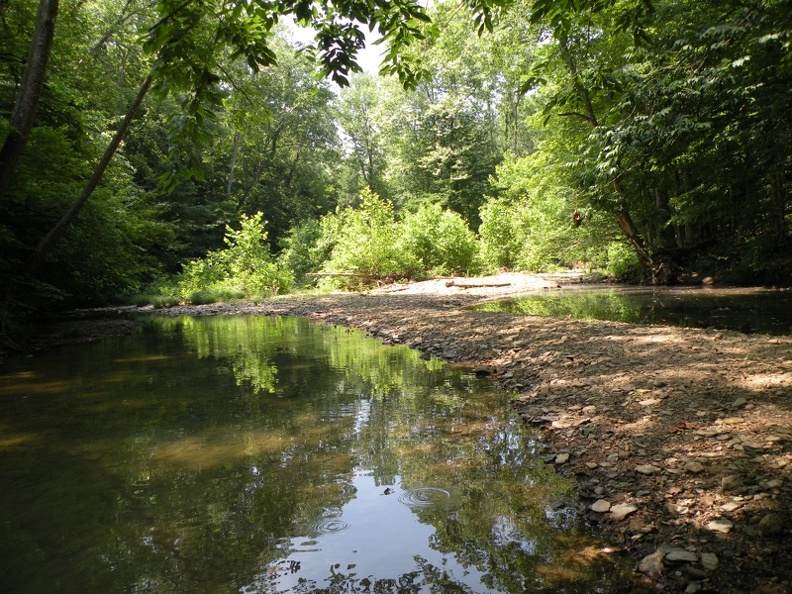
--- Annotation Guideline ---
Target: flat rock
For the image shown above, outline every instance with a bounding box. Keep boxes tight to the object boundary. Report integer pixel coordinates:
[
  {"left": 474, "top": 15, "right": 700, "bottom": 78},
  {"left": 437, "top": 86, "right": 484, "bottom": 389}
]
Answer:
[
  {"left": 591, "top": 499, "right": 611, "bottom": 513},
  {"left": 665, "top": 548, "right": 698, "bottom": 563},
  {"left": 554, "top": 452, "right": 570, "bottom": 464},
  {"left": 706, "top": 518, "right": 734, "bottom": 533},
  {"left": 701, "top": 552, "right": 719, "bottom": 570},
  {"left": 720, "top": 501, "right": 743, "bottom": 512},
  {"left": 635, "top": 464, "right": 661, "bottom": 475},
  {"left": 685, "top": 461, "right": 705, "bottom": 474},
  {"left": 721, "top": 475, "right": 743, "bottom": 491},
  {"left": 638, "top": 550, "right": 665, "bottom": 577},
  {"left": 610, "top": 503, "right": 638, "bottom": 521}
]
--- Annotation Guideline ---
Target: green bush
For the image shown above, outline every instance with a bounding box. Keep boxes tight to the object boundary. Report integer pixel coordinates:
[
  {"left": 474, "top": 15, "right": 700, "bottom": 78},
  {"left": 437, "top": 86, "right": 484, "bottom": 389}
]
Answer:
[
  {"left": 605, "top": 241, "right": 641, "bottom": 279},
  {"left": 319, "top": 189, "right": 421, "bottom": 286},
  {"left": 175, "top": 212, "right": 293, "bottom": 301},
  {"left": 401, "top": 203, "right": 481, "bottom": 275},
  {"left": 317, "top": 189, "right": 481, "bottom": 288}
]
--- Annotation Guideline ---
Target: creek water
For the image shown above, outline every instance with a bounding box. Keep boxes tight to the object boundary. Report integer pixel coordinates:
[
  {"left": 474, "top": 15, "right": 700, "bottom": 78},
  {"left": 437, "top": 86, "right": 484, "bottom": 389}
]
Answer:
[
  {"left": 473, "top": 285, "right": 792, "bottom": 335},
  {"left": 0, "top": 315, "right": 632, "bottom": 594}
]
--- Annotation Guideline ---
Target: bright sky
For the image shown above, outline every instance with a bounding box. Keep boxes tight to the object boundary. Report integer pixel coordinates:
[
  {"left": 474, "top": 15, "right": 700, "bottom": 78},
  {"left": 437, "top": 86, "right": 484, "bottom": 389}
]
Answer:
[{"left": 284, "top": 18, "right": 384, "bottom": 76}]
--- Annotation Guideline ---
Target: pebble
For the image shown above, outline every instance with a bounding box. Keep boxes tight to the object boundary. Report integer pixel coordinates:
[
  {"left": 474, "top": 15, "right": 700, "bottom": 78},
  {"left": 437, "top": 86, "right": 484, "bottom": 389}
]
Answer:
[
  {"left": 701, "top": 552, "right": 719, "bottom": 570},
  {"left": 635, "top": 464, "right": 661, "bottom": 475},
  {"left": 554, "top": 453, "right": 570, "bottom": 464},
  {"left": 591, "top": 499, "right": 611, "bottom": 513},
  {"left": 610, "top": 503, "right": 638, "bottom": 521},
  {"left": 685, "top": 582, "right": 703, "bottom": 593},
  {"left": 706, "top": 518, "right": 734, "bottom": 533}
]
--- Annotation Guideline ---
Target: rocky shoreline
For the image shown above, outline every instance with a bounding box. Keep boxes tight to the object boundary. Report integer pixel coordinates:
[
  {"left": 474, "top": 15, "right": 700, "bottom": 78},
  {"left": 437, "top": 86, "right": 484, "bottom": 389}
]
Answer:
[{"left": 33, "top": 274, "right": 792, "bottom": 593}]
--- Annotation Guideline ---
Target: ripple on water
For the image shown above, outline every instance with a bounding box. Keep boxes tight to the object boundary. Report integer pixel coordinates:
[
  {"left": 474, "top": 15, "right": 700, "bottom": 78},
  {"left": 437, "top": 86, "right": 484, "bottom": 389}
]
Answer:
[
  {"left": 398, "top": 487, "right": 451, "bottom": 508},
  {"left": 310, "top": 507, "right": 349, "bottom": 534}
]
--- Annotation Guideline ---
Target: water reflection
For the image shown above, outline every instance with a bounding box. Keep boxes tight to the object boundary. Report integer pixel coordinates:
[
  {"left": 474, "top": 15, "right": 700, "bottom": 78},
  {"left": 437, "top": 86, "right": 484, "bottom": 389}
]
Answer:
[
  {"left": 0, "top": 316, "right": 632, "bottom": 593},
  {"left": 474, "top": 285, "right": 792, "bottom": 334}
]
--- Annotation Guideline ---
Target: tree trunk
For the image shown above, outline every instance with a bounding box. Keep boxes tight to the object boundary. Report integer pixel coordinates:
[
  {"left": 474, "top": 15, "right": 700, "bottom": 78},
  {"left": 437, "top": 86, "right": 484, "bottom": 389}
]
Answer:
[
  {"left": 0, "top": 0, "right": 59, "bottom": 201},
  {"left": 26, "top": 75, "right": 153, "bottom": 275},
  {"left": 558, "top": 34, "right": 656, "bottom": 275}
]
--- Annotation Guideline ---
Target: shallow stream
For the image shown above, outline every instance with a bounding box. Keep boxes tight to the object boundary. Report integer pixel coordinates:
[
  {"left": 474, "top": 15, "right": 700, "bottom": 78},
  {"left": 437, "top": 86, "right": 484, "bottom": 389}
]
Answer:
[
  {"left": 473, "top": 285, "right": 792, "bottom": 335},
  {"left": 0, "top": 315, "right": 632, "bottom": 593}
]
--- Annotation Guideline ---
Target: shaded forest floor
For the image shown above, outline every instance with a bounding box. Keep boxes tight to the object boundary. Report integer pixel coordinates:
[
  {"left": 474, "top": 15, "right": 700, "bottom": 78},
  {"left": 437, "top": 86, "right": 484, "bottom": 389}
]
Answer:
[{"left": 29, "top": 273, "right": 792, "bottom": 593}]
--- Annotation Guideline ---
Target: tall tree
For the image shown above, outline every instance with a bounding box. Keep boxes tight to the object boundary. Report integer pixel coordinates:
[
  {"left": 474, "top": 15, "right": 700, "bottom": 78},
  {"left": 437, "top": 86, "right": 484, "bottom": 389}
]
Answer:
[{"left": 0, "top": 0, "right": 58, "bottom": 200}]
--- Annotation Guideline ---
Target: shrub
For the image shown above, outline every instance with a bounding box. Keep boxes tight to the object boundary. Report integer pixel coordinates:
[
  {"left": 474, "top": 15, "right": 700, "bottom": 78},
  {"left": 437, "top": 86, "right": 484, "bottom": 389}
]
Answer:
[
  {"left": 319, "top": 189, "right": 421, "bottom": 286},
  {"left": 175, "top": 212, "right": 293, "bottom": 301},
  {"left": 401, "top": 203, "right": 481, "bottom": 275}
]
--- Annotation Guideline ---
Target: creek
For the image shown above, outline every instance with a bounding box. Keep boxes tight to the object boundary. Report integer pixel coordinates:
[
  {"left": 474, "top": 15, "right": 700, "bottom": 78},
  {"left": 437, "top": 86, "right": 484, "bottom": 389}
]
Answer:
[
  {"left": 0, "top": 315, "right": 633, "bottom": 593},
  {"left": 473, "top": 285, "right": 792, "bottom": 335}
]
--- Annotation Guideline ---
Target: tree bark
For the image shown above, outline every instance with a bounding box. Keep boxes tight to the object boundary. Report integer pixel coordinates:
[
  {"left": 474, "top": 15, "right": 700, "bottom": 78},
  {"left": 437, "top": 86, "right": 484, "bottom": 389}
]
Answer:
[
  {"left": 26, "top": 75, "right": 154, "bottom": 275},
  {"left": 0, "top": 0, "right": 59, "bottom": 201}
]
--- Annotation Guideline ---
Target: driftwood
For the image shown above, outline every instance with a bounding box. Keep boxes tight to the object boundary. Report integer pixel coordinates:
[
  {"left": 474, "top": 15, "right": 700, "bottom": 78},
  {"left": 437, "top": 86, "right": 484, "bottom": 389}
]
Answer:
[
  {"left": 445, "top": 280, "right": 511, "bottom": 289},
  {"left": 305, "top": 272, "right": 373, "bottom": 278}
]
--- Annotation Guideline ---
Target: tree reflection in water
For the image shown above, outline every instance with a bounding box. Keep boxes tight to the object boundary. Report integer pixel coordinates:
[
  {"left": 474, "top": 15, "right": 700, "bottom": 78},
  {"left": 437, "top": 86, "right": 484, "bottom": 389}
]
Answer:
[{"left": 0, "top": 315, "right": 633, "bottom": 593}]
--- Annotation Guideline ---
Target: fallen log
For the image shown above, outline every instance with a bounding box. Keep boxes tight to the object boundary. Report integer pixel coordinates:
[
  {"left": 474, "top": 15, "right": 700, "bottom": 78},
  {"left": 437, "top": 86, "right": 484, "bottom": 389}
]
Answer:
[
  {"left": 446, "top": 280, "right": 512, "bottom": 289},
  {"left": 305, "top": 272, "right": 373, "bottom": 278}
]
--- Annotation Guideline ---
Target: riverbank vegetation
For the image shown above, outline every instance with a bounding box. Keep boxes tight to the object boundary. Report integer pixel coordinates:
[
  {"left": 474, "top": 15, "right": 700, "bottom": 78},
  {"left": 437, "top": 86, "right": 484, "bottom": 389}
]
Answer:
[{"left": 2, "top": 0, "right": 791, "bottom": 347}]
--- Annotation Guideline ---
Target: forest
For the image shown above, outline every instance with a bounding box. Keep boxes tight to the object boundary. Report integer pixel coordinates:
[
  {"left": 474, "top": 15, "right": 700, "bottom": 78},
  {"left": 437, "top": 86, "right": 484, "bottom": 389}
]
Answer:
[{"left": 1, "top": 0, "right": 791, "bottom": 348}]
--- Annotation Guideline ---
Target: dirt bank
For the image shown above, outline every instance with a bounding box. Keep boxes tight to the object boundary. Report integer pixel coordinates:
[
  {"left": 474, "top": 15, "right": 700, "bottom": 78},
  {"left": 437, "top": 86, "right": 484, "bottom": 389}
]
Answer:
[{"left": 35, "top": 273, "right": 792, "bottom": 593}]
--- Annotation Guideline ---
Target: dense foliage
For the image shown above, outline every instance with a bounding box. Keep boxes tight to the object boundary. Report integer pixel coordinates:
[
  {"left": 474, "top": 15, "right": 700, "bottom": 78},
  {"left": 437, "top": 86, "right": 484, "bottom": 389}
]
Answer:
[{"left": 2, "top": 0, "right": 790, "bottom": 347}]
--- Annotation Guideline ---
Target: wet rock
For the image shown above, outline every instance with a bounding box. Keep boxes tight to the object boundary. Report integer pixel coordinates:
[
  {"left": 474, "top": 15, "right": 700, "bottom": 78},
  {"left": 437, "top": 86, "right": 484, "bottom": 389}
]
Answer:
[
  {"left": 758, "top": 513, "right": 784, "bottom": 536},
  {"left": 701, "top": 552, "right": 719, "bottom": 570},
  {"left": 591, "top": 499, "right": 611, "bottom": 513},
  {"left": 685, "top": 582, "right": 703, "bottom": 593},
  {"left": 638, "top": 550, "right": 665, "bottom": 577},
  {"left": 706, "top": 518, "right": 734, "bottom": 534},
  {"left": 635, "top": 464, "right": 662, "bottom": 475},
  {"left": 610, "top": 503, "right": 638, "bottom": 521}
]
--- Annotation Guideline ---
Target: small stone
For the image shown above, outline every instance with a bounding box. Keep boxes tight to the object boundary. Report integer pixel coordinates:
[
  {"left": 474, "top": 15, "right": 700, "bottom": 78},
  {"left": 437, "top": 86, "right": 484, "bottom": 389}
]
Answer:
[
  {"left": 610, "top": 503, "right": 638, "bottom": 521},
  {"left": 706, "top": 518, "right": 734, "bottom": 533},
  {"left": 585, "top": 461, "right": 599, "bottom": 469},
  {"left": 731, "top": 397, "right": 748, "bottom": 408},
  {"left": 700, "top": 552, "right": 719, "bottom": 570},
  {"left": 638, "top": 550, "right": 665, "bottom": 577},
  {"left": 665, "top": 548, "right": 698, "bottom": 563},
  {"left": 685, "top": 582, "right": 702, "bottom": 594},
  {"left": 591, "top": 499, "right": 611, "bottom": 513},
  {"left": 635, "top": 464, "right": 661, "bottom": 475},
  {"left": 758, "top": 513, "right": 784, "bottom": 536},
  {"left": 555, "top": 453, "right": 570, "bottom": 464},
  {"left": 721, "top": 475, "right": 743, "bottom": 491},
  {"left": 765, "top": 478, "right": 784, "bottom": 489},
  {"left": 685, "top": 461, "right": 705, "bottom": 474}
]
